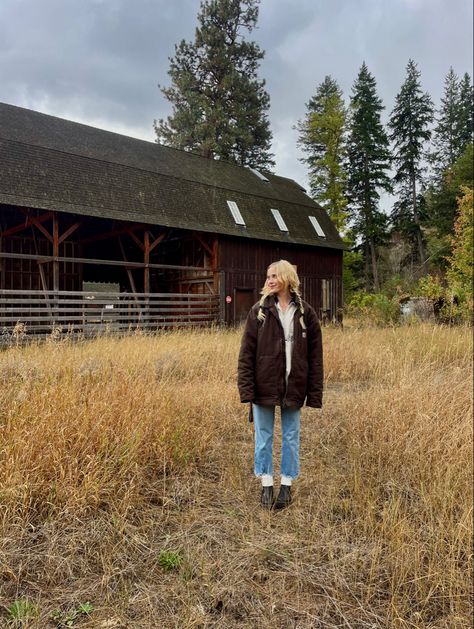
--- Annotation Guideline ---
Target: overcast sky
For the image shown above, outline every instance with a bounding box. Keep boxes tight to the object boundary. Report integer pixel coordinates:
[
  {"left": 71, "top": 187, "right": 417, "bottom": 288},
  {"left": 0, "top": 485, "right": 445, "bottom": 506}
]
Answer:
[{"left": 1, "top": 0, "right": 472, "bottom": 201}]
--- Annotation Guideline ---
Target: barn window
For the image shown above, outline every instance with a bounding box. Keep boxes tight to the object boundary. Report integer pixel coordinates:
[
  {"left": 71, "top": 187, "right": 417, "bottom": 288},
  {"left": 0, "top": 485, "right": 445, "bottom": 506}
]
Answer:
[
  {"left": 249, "top": 167, "right": 270, "bottom": 182},
  {"left": 309, "top": 215, "right": 326, "bottom": 238},
  {"left": 271, "top": 208, "right": 288, "bottom": 232},
  {"left": 227, "top": 200, "right": 246, "bottom": 226}
]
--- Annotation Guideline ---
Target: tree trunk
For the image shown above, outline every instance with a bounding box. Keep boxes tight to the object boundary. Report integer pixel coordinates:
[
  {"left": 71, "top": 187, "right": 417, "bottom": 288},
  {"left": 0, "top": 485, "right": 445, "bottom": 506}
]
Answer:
[
  {"left": 364, "top": 239, "right": 371, "bottom": 291},
  {"left": 412, "top": 173, "right": 425, "bottom": 263},
  {"left": 369, "top": 236, "right": 379, "bottom": 291}
]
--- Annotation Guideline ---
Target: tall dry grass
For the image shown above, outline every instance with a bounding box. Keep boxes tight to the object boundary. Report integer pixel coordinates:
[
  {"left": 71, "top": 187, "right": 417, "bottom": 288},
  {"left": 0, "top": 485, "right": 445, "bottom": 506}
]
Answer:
[{"left": 0, "top": 323, "right": 471, "bottom": 628}]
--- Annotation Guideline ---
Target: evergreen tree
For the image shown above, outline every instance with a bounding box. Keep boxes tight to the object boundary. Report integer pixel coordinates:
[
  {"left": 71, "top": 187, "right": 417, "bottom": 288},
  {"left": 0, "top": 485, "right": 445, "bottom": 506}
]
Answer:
[
  {"left": 389, "top": 59, "right": 434, "bottom": 263},
  {"left": 425, "top": 142, "right": 473, "bottom": 237},
  {"left": 425, "top": 71, "right": 472, "bottom": 241},
  {"left": 296, "top": 76, "right": 347, "bottom": 233},
  {"left": 457, "top": 73, "right": 474, "bottom": 153},
  {"left": 432, "top": 67, "right": 469, "bottom": 172},
  {"left": 346, "top": 62, "right": 392, "bottom": 291},
  {"left": 155, "top": 0, "right": 274, "bottom": 169}
]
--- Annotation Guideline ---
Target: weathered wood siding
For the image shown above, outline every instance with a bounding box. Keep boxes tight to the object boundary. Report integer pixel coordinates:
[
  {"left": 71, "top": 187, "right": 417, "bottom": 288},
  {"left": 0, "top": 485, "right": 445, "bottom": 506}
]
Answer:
[{"left": 218, "top": 236, "right": 343, "bottom": 325}]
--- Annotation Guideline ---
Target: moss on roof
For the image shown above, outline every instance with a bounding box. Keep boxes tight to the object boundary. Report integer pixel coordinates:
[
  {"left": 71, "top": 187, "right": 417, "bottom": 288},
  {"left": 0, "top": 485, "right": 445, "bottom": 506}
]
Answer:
[{"left": 0, "top": 102, "right": 347, "bottom": 250}]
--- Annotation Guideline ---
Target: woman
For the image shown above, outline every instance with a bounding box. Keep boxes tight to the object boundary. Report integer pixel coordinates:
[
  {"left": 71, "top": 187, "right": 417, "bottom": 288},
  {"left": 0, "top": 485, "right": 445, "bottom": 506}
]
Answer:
[{"left": 237, "top": 260, "right": 323, "bottom": 510}]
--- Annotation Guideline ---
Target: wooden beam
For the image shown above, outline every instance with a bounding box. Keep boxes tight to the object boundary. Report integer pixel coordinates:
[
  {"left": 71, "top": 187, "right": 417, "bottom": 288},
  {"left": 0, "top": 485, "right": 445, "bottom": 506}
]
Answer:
[
  {"left": 212, "top": 236, "right": 219, "bottom": 294},
  {"left": 1, "top": 211, "right": 53, "bottom": 238},
  {"left": 24, "top": 213, "right": 54, "bottom": 243},
  {"left": 192, "top": 231, "right": 213, "bottom": 257},
  {"left": 149, "top": 233, "right": 165, "bottom": 252},
  {"left": 80, "top": 223, "right": 143, "bottom": 246},
  {"left": 31, "top": 227, "right": 51, "bottom": 312},
  {"left": 211, "top": 236, "right": 218, "bottom": 270},
  {"left": 0, "top": 251, "right": 215, "bottom": 272},
  {"left": 0, "top": 236, "right": 4, "bottom": 291},
  {"left": 53, "top": 213, "right": 59, "bottom": 291},
  {"left": 118, "top": 236, "right": 138, "bottom": 295},
  {"left": 58, "top": 221, "right": 82, "bottom": 244},
  {"left": 129, "top": 231, "right": 144, "bottom": 252},
  {"left": 144, "top": 230, "right": 150, "bottom": 294}
]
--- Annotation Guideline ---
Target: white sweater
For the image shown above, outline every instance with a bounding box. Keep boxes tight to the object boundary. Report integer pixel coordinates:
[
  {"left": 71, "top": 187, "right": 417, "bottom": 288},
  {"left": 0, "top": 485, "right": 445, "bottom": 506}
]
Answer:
[{"left": 276, "top": 301, "right": 297, "bottom": 381}]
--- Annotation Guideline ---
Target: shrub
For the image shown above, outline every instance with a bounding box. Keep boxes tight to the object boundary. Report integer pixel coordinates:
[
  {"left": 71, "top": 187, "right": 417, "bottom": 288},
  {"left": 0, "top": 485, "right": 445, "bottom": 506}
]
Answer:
[{"left": 345, "top": 290, "right": 401, "bottom": 326}]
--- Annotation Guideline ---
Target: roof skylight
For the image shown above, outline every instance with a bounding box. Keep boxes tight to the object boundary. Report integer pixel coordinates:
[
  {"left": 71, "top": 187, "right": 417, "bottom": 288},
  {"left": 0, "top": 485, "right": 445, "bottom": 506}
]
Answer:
[
  {"left": 227, "top": 200, "right": 246, "bottom": 226},
  {"left": 309, "top": 215, "right": 326, "bottom": 238},
  {"left": 271, "top": 208, "right": 288, "bottom": 232},
  {"left": 249, "top": 167, "right": 270, "bottom": 182}
]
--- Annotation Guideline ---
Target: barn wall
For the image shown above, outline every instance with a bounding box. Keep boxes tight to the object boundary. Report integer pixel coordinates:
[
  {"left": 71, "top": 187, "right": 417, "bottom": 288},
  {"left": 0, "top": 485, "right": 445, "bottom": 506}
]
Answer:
[
  {"left": 0, "top": 235, "right": 81, "bottom": 291},
  {"left": 218, "top": 236, "right": 343, "bottom": 325}
]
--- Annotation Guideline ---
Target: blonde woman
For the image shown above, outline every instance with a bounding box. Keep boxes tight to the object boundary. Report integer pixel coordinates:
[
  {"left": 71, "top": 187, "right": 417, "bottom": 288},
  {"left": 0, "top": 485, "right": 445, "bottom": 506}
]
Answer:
[{"left": 238, "top": 260, "right": 323, "bottom": 509}]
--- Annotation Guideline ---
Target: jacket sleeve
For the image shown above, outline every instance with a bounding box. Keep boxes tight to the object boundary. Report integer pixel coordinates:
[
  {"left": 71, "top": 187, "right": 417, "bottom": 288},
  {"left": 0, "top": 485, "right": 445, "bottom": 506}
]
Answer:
[
  {"left": 305, "top": 307, "right": 324, "bottom": 408},
  {"left": 237, "top": 307, "right": 258, "bottom": 403}
]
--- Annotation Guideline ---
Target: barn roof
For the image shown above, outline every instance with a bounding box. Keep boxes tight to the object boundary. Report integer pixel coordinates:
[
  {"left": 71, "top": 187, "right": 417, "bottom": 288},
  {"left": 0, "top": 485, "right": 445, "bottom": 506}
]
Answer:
[{"left": 0, "top": 102, "right": 346, "bottom": 250}]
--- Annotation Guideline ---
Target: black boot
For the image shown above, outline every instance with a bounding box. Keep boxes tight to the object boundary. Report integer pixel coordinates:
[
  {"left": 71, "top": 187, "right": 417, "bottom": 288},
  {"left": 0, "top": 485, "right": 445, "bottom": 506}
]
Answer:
[
  {"left": 274, "top": 484, "right": 292, "bottom": 510},
  {"left": 260, "top": 486, "right": 274, "bottom": 509}
]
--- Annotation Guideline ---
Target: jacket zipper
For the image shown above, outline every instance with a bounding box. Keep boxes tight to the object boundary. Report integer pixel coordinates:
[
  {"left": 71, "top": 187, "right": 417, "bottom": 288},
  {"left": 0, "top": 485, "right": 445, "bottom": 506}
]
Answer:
[
  {"left": 282, "top": 308, "right": 300, "bottom": 407},
  {"left": 272, "top": 311, "right": 287, "bottom": 407},
  {"left": 270, "top": 304, "right": 298, "bottom": 408},
  {"left": 282, "top": 331, "right": 288, "bottom": 408}
]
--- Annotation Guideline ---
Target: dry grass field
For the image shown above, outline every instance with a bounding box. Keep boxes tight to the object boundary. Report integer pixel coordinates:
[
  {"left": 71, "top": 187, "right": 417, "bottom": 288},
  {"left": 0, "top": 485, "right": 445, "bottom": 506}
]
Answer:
[{"left": 0, "top": 322, "right": 472, "bottom": 628}]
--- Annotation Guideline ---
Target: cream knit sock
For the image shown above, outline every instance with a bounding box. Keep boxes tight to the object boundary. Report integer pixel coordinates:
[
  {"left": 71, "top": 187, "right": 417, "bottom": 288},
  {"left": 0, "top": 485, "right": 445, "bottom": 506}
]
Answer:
[
  {"left": 280, "top": 475, "right": 292, "bottom": 486},
  {"left": 261, "top": 474, "right": 274, "bottom": 487}
]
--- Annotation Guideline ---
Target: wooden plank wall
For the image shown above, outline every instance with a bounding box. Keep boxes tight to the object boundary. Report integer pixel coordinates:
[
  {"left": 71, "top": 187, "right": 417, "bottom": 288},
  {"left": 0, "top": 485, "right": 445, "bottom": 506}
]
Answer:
[
  {"left": 218, "top": 237, "right": 343, "bottom": 325},
  {"left": 0, "top": 290, "right": 219, "bottom": 342}
]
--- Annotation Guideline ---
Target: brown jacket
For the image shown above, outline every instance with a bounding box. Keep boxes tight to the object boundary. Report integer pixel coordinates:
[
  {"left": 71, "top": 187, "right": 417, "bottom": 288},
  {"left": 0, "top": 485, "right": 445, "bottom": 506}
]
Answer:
[{"left": 237, "top": 295, "right": 323, "bottom": 409}]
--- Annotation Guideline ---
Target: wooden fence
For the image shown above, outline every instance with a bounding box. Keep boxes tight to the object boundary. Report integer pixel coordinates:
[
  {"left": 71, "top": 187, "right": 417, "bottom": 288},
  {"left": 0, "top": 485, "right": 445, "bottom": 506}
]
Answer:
[{"left": 0, "top": 289, "right": 220, "bottom": 342}]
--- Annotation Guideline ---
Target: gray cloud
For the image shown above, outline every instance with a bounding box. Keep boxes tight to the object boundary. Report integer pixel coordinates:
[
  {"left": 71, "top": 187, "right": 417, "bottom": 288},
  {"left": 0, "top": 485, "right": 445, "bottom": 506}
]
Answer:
[{"left": 1, "top": 0, "right": 472, "bottom": 198}]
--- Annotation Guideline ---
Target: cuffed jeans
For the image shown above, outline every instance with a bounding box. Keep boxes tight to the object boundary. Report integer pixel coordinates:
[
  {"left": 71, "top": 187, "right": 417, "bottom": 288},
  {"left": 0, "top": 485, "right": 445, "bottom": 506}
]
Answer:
[{"left": 253, "top": 403, "right": 301, "bottom": 480}]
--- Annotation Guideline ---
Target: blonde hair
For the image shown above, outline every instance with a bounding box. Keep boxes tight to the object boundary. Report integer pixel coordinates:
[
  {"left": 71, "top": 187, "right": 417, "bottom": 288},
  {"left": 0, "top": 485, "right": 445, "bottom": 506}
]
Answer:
[
  {"left": 257, "top": 260, "right": 305, "bottom": 325},
  {"left": 260, "top": 260, "right": 300, "bottom": 299}
]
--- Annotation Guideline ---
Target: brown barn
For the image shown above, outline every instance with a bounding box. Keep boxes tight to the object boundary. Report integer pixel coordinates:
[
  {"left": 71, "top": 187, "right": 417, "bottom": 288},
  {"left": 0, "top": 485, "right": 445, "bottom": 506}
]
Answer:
[{"left": 0, "top": 102, "right": 346, "bottom": 337}]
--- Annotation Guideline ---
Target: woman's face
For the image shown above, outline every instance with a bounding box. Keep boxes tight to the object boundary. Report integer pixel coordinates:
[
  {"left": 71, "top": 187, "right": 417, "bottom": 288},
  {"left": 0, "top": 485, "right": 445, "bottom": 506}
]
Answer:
[{"left": 266, "top": 266, "right": 285, "bottom": 295}]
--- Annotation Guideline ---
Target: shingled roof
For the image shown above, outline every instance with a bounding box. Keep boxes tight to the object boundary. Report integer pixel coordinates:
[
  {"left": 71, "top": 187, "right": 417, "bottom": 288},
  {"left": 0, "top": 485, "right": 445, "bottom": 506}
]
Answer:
[{"left": 0, "top": 102, "right": 346, "bottom": 250}]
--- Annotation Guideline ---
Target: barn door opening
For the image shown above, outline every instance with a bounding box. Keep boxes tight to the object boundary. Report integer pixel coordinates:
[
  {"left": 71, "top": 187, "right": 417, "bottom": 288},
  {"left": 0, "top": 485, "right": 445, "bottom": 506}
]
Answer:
[
  {"left": 234, "top": 288, "right": 255, "bottom": 324},
  {"left": 321, "top": 278, "right": 339, "bottom": 324}
]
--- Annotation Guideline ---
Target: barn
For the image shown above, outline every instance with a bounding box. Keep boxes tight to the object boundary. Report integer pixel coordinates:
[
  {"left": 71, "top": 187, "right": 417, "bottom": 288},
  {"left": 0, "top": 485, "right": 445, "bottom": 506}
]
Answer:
[{"left": 0, "top": 102, "right": 346, "bottom": 337}]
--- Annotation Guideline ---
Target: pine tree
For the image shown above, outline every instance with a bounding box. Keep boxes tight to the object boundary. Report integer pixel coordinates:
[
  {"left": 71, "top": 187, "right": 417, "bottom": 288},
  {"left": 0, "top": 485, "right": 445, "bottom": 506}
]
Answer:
[
  {"left": 296, "top": 76, "right": 347, "bottom": 233},
  {"left": 457, "top": 73, "right": 474, "bottom": 153},
  {"left": 155, "top": 0, "right": 274, "bottom": 169},
  {"left": 426, "top": 71, "right": 473, "bottom": 238},
  {"left": 388, "top": 59, "right": 434, "bottom": 263},
  {"left": 432, "top": 67, "right": 465, "bottom": 172},
  {"left": 425, "top": 142, "right": 474, "bottom": 237},
  {"left": 346, "top": 62, "right": 392, "bottom": 291}
]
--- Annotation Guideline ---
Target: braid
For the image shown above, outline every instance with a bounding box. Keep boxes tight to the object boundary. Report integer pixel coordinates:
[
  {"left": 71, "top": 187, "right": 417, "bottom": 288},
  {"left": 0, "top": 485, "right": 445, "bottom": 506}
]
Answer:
[
  {"left": 257, "top": 294, "right": 266, "bottom": 322},
  {"left": 292, "top": 289, "right": 304, "bottom": 315},
  {"left": 292, "top": 290, "right": 307, "bottom": 330}
]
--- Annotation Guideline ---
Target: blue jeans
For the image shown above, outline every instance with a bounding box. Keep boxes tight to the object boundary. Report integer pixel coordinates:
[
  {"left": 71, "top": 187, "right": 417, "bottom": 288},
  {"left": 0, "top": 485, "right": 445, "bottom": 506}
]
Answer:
[{"left": 253, "top": 404, "right": 301, "bottom": 479}]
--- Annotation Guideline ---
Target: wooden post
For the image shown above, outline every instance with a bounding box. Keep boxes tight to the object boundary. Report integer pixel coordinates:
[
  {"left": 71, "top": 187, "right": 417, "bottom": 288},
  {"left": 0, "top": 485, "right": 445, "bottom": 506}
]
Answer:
[
  {"left": 219, "top": 271, "right": 226, "bottom": 326},
  {"left": 118, "top": 236, "right": 138, "bottom": 296},
  {"left": 143, "top": 230, "right": 150, "bottom": 325},
  {"left": 0, "top": 236, "right": 4, "bottom": 326},
  {"left": 52, "top": 212, "right": 59, "bottom": 325},
  {"left": 31, "top": 227, "right": 52, "bottom": 319},
  {"left": 52, "top": 213, "right": 59, "bottom": 291},
  {"left": 211, "top": 236, "right": 219, "bottom": 296},
  {"left": 0, "top": 235, "right": 4, "bottom": 291},
  {"left": 144, "top": 229, "right": 150, "bottom": 294}
]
